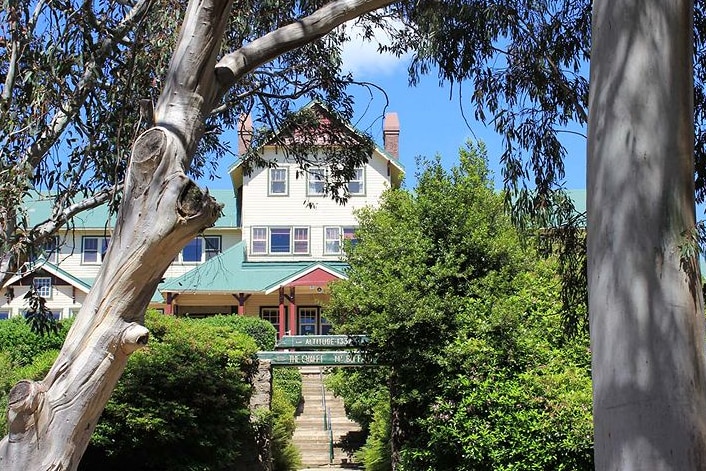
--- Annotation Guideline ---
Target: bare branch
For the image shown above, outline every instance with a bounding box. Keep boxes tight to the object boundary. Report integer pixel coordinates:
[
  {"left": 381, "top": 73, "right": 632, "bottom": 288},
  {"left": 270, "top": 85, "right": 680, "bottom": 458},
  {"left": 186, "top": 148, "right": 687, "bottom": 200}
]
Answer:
[
  {"left": 32, "top": 186, "right": 121, "bottom": 241},
  {"left": 214, "top": 0, "right": 396, "bottom": 94}
]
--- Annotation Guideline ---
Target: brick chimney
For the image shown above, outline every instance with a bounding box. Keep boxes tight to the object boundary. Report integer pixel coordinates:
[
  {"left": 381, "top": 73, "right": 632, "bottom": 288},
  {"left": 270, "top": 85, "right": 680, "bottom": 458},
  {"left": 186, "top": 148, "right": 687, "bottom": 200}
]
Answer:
[
  {"left": 238, "top": 114, "right": 253, "bottom": 155},
  {"left": 383, "top": 112, "right": 400, "bottom": 159}
]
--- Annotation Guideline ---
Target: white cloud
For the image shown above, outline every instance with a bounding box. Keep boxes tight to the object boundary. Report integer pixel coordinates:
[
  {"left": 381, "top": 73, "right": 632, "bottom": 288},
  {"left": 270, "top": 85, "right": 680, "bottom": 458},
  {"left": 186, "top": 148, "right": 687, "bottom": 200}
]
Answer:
[{"left": 340, "top": 21, "right": 412, "bottom": 78}]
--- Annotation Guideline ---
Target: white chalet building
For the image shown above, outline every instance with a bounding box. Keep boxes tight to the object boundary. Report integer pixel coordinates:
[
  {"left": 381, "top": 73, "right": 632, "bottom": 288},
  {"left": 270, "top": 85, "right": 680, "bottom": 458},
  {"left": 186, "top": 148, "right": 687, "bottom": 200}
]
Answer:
[{"left": 1, "top": 103, "right": 404, "bottom": 338}]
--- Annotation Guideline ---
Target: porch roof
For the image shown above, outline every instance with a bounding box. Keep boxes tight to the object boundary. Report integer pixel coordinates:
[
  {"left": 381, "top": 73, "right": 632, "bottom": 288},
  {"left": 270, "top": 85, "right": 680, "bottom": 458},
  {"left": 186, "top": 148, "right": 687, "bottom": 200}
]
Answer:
[{"left": 159, "top": 242, "right": 348, "bottom": 295}]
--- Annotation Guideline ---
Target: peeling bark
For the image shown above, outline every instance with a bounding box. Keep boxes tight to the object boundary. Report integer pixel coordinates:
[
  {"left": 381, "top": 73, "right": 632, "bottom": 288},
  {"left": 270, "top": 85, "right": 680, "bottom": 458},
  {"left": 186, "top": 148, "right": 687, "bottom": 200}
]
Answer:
[{"left": 0, "top": 0, "right": 395, "bottom": 466}]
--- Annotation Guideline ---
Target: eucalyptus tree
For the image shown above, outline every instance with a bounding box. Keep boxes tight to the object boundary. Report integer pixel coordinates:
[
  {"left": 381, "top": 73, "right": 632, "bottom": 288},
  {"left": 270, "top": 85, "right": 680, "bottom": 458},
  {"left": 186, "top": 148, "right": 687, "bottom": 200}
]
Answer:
[
  {"left": 0, "top": 0, "right": 395, "bottom": 467},
  {"left": 588, "top": 1, "right": 706, "bottom": 469},
  {"left": 2, "top": 0, "right": 706, "bottom": 468}
]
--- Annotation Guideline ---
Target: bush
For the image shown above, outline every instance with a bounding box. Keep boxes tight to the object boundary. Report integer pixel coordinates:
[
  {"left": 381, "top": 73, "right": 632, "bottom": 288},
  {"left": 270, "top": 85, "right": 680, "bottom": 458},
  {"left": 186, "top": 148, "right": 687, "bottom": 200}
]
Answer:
[
  {"left": 272, "top": 367, "right": 302, "bottom": 408},
  {"left": 200, "top": 314, "right": 278, "bottom": 350},
  {"left": 79, "top": 311, "right": 260, "bottom": 471},
  {"left": 0, "top": 316, "right": 71, "bottom": 366},
  {"left": 271, "top": 387, "right": 302, "bottom": 471}
]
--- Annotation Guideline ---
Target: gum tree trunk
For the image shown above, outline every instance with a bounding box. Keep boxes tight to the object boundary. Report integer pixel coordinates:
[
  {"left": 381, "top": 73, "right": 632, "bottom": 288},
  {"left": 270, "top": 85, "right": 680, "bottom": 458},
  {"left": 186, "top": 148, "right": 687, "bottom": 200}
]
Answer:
[
  {"left": 0, "top": 0, "right": 230, "bottom": 467},
  {"left": 588, "top": 0, "right": 706, "bottom": 468},
  {"left": 0, "top": 0, "right": 395, "bottom": 467}
]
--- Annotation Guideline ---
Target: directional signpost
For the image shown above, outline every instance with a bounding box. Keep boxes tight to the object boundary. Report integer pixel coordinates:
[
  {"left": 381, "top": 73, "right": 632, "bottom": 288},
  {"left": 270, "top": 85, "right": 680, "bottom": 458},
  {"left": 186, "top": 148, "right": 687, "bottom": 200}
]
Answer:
[
  {"left": 275, "top": 335, "right": 368, "bottom": 349},
  {"left": 257, "top": 350, "right": 367, "bottom": 366},
  {"left": 257, "top": 335, "right": 373, "bottom": 366}
]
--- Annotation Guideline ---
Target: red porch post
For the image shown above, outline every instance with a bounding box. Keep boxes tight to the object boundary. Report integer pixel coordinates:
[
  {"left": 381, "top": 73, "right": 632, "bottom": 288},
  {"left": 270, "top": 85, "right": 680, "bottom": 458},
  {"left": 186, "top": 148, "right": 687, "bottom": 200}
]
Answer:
[
  {"left": 165, "top": 292, "right": 178, "bottom": 315},
  {"left": 278, "top": 287, "right": 286, "bottom": 339},
  {"left": 233, "top": 293, "right": 250, "bottom": 315},
  {"left": 287, "top": 287, "right": 296, "bottom": 336}
]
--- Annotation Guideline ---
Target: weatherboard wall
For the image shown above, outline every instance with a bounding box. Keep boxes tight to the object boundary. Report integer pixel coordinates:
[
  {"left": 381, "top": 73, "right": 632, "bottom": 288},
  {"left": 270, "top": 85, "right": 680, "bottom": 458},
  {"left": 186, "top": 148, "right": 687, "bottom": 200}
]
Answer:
[{"left": 241, "top": 148, "right": 394, "bottom": 262}]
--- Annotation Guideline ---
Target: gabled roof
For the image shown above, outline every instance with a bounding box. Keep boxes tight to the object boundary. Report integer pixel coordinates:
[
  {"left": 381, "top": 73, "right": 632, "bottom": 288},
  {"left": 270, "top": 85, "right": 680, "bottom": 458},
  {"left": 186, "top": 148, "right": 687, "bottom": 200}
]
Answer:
[
  {"left": 3, "top": 258, "right": 92, "bottom": 293},
  {"left": 160, "top": 241, "right": 347, "bottom": 294},
  {"left": 228, "top": 101, "right": 405, "bottom": 186}
]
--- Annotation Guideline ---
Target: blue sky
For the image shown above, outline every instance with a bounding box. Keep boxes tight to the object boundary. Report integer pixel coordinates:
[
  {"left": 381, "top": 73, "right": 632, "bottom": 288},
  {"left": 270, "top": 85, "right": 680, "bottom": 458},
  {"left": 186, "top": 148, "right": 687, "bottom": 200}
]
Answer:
[{"left": 201, "top": 28, "right": 588, "bottom": 192}]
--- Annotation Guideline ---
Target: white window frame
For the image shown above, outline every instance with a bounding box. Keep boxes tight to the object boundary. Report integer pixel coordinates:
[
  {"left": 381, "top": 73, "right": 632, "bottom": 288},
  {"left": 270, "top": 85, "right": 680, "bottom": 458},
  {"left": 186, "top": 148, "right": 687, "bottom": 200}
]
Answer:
[
  {"left": 252, "top": 227, "right": 268, "bottom": 254},
  {"left": 293, "top": 227, "right": 310, "bottom": 254},
  {"left": 82, "top": 236, "right": 110, "bottom": 264},
  {"left": 307, "top": 167, "right": 326, "bottom": 196},
  {"left": 324, "top": 227, "right": 342, "bottom": 255},
  {"left": 269, "top": 167, "right": 288, "bottom": 196},
  {"left": 347, "top": 168, "right": 365, "bottom": 195},
  {"left": 324, "top": 226, "right": 357, "bottom": 255},
  {"left": 180, "top": 235, "right": 222, "bottom": 263},
  {"left": 33, "top": 277, "right": 52, "bottom": 298},
  {"left": 260, "top": 307, "right": 280, "bottom": 333}
]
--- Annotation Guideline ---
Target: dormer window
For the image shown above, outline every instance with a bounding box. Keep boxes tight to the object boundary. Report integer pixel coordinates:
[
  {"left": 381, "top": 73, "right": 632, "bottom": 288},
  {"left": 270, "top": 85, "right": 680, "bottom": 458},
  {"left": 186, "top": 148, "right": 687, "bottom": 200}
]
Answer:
[{"left": 269, "top": 168, "right": 288, "bottom": 195}]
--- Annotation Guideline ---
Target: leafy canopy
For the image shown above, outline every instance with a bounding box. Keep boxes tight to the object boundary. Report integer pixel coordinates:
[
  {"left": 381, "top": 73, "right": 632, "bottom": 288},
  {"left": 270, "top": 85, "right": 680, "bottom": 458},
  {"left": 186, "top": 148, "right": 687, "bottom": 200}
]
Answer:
[{"left": 327, "top": 144, "right": 593, "bottom": 469}]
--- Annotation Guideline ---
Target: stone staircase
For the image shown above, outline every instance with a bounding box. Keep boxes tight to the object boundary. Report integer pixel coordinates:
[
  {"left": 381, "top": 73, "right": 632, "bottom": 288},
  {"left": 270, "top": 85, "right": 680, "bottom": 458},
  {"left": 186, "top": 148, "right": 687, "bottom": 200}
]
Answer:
[{"left": 293, "top": 367, "right": 363, "bottom": 469}]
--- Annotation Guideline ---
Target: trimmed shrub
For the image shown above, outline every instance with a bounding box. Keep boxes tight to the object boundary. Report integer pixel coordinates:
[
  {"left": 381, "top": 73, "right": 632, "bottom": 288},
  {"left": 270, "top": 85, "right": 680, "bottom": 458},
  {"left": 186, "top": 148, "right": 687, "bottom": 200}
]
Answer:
[
  {"left": 79, "top": 311, "right": 259, "bottom": 470},
  {"left": 200, "top": 314, "right": 277, "bottom": 350}
]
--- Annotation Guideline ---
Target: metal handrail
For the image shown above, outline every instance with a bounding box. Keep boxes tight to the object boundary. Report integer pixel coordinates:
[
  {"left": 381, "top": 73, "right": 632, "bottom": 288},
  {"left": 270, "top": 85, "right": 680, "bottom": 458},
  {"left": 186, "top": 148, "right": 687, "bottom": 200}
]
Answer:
[
  {"left": 327, "top": 406, "right": 334, "bottom": 463},
  {"left": 319, "top": 368, "right": 334, "bottom": 464}
]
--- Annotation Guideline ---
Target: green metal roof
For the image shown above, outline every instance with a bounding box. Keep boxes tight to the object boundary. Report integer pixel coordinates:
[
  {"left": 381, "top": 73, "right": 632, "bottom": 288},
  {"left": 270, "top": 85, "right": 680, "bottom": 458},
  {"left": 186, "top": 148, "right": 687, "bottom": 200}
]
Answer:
[
  {"left": 160, "top": 241, "right": 348, "bottom": 294},
  {"left": 24, "top": 189, "right": 239, "bottom": 229}
]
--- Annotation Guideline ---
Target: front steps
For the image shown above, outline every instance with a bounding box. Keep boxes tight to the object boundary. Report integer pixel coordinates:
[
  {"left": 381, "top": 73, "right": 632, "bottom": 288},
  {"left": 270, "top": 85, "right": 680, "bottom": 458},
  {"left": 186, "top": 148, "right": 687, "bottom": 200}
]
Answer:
[{"left": 293, "top": 367, "right": 362, "bottom": 468}]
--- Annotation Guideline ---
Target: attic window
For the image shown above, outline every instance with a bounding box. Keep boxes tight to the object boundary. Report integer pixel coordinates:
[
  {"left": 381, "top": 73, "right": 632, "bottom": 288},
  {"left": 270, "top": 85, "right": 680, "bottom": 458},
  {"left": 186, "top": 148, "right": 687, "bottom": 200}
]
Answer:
[{"left": 33, "top": 277, "right": 52, "bottom": 298}]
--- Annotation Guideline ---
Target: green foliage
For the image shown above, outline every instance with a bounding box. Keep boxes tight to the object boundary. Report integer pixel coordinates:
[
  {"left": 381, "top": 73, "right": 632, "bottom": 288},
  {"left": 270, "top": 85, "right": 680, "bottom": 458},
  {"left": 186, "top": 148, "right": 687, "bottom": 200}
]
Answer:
[
  {"left": 270, "top": 387, "right": 302, "bottom": 471},
  {"left": 0, "top": 316, "right": 70, "bottom": 366},
  {"left": 327, "top": 145, "right": 593, "bottom": 470},
  {"left": 356, "top": 397, "right": 392, "bottom": 471},
  {"left": 200, "top": 313, "right": 278, "bottom": 350},
  {"left": 273, "top": 366, "right": 303, "bottom": 408},
  {"left": 80, "top": 311, "right": 259, "bottom": 470},
  {"left": 326, "top": 367, "right": 389, "bottom": 431}
]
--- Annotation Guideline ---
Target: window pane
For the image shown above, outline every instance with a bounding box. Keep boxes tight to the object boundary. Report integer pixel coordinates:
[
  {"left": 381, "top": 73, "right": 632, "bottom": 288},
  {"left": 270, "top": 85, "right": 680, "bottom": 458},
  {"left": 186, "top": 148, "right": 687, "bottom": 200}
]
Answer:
[
  {"left": 324, "top": 227, "right": 341, "bottom": 254},
  {"left": 270, "top": 168, "right": 287, "bottom": 194},
  {"left": 0, "top": 311, "right": 9, "bottom": 320},
  {"left": 348, "top": 168, "right": 364, "bottom": 194},
  {"left": 182, "top": 238, "right": 203, "bottom": 262},
  {"left": 101, "top": 237, "right": 110, "bottom": 256},
  {"left": 299, "top": 308, "right": 318, "bottom": 335},
  {"left": 33, "top": 277, "right": 52, "bottom": 298},
  {"left": 293, "top": 228, "right": 308, "bottom": 254},
  {"left": 83, "top": 238, "right": 98, "bottom": 263},
  {"left": 308, "top": 168, "right": 325, "bottom": 195},
  {"left": 343, "top": 227, "right": 358, "bottom": 249},
  {"left": 321, "top": 316, "right": 333, "bottom": 335},
  {"left": 205, "top": 236, "right": 221, "bottom": 260},
  {"left": 260, "top": 308, "right": 280, "bottom": 332},
  {"left": 270, "top": 228, "right": 291, "bottom": 253},
  {"left": 252, "top": 228, "right": 267, "bottom": 254},
  {"left": 42, "top": 237, "right": 58, "bottom": 263}
]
